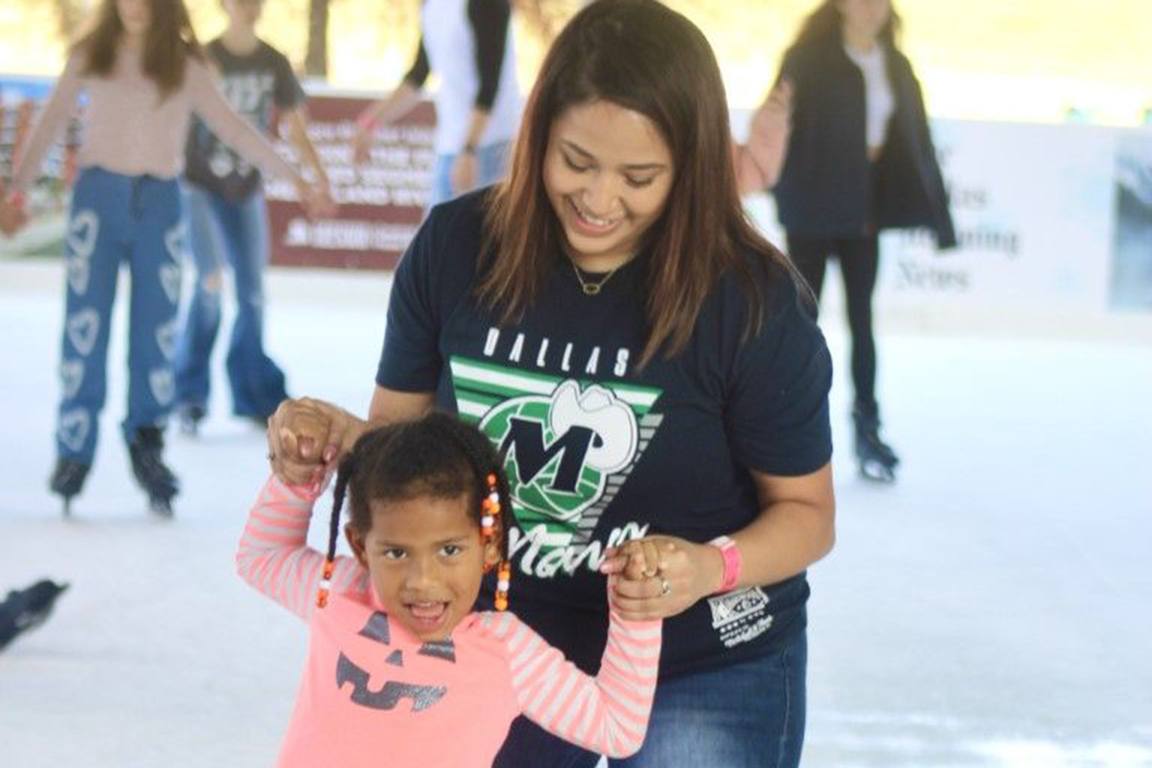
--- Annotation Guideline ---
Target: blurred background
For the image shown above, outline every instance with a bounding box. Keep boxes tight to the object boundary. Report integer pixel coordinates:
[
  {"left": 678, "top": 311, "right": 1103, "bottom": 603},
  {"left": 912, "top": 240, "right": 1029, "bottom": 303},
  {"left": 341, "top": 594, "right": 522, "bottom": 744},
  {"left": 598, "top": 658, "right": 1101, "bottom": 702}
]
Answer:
[
  {"left": 3, "top": 0, "right": 1152, "bottom": 123},
  {"left": 1, "top": 2, "right": 1150, "bottom": 767}
]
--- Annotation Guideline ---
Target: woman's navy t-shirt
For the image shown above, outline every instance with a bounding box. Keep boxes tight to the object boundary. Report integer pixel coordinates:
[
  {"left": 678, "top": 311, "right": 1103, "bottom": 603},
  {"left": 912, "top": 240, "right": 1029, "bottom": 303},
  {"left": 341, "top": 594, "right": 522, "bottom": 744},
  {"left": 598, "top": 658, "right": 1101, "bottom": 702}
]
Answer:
[{"left": 377, "top": 190, "right": 833, "bottom": 677}]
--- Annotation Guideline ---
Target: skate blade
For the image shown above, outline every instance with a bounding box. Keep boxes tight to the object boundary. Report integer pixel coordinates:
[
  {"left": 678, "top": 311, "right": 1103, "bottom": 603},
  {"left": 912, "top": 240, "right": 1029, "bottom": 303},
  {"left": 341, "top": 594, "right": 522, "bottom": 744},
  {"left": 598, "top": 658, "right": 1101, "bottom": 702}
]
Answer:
[
  {"left": 859, "top": 459, "right": 896, "bottom": 484},
  {"left": 149, "top": 497, "right": 175, "bottom": 518}
]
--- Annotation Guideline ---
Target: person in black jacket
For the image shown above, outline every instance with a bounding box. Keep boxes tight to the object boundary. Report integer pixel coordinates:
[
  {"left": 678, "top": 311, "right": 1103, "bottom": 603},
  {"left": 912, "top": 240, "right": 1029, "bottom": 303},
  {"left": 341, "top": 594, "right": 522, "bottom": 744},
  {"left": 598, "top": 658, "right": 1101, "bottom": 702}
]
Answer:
[{"left": 737, "top": 0, "right": 955, "bottom": 482}]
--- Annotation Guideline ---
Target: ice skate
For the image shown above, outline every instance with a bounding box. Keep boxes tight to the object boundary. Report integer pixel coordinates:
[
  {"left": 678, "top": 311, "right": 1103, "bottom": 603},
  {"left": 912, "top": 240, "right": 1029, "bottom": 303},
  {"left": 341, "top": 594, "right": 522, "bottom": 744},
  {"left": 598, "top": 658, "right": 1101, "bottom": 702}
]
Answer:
[
  {"left": 49, "top": 458, "right": 91, "bottom": 518},
  {"left": 177, "top": 404, "right": 206, "bottom": 436},
  {"left": 853, "top": 408, "right": 900, "bottom": 484},
  {"left": 128, "top": 427, "right": 179, "bottom": 517},
  {"left": 0, "top": 579, "right": 69, "bottom": 650}
]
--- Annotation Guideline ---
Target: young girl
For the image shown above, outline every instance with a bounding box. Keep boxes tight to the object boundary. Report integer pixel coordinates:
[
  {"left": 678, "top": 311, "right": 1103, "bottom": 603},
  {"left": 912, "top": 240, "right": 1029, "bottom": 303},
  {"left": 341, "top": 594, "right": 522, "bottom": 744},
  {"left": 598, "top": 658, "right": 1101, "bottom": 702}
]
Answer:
[
  {"left": 177, "top": 0, "right": 332, "bottom": 435},
  {"left": 0, "top": 0, "right": 329, "bottom": 516},
  {"left": 238, "top": 411, "right": 662, "bottom": 767}
]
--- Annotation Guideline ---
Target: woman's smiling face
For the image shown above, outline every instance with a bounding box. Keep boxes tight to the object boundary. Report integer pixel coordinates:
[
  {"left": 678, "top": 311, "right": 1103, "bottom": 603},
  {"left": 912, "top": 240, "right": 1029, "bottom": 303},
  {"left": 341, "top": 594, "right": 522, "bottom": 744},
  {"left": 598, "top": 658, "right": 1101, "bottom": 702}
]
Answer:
[{"left": 543, "top": 100, "right": 675, "bottom": 272}]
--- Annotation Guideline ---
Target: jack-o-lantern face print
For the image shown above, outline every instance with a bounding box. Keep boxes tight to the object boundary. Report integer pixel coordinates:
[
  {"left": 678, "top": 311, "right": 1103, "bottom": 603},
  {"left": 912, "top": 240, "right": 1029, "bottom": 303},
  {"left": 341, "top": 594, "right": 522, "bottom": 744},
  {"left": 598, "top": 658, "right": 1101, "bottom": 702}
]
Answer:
[
  {"left": 345, "top": 493, "right": 501, "bottom": 642},
  {"left": 336, "top": 612, "right": 459, "bottom": 713}
]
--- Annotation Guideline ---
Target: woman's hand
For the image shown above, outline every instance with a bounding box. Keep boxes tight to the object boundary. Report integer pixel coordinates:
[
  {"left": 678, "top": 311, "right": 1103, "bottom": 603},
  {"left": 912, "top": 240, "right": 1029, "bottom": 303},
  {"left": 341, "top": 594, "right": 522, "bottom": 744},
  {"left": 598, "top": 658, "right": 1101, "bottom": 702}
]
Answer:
[
  {"left": 266, "top": 397, "right": 364, "bottom": 486},
  {"left": 600, "top": 535, "right": 724, "bottom": 621}
]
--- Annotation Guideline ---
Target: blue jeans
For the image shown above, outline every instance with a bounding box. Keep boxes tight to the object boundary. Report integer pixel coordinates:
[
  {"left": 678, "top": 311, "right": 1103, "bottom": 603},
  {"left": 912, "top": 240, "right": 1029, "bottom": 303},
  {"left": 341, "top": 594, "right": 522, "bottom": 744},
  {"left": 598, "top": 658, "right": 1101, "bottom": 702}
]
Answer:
[
  {"left": 493, "top": 631, "right": 808, "bottom": 768},
  {"left": 174, "top": 182, "right": 287, "bottom": 419},
  {"left": 57, "top": 167, "right": 184, "bottom": 463},
  {"left": 429, "top": 140, "right": 512, "bottom": 206}
]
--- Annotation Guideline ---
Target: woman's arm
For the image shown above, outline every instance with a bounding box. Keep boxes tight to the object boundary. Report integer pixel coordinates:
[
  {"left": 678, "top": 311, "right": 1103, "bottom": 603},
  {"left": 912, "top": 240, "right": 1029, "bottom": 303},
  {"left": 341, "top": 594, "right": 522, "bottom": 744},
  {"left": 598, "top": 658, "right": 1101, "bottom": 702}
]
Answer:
[
  {"left": 483, "top": 609, "right": 661, "bottom": 758},
  {"left": 351, "top": 36, "right": 427, "bottom": 165},
  {"left": 283, "top": 106, "right": 330, "bottom": 194},
  {"left": 236, "top": 475, "right": 366, "bottom": 621},
  {"left": 734, "top": 79, "right": 793, "bottom": 195}
]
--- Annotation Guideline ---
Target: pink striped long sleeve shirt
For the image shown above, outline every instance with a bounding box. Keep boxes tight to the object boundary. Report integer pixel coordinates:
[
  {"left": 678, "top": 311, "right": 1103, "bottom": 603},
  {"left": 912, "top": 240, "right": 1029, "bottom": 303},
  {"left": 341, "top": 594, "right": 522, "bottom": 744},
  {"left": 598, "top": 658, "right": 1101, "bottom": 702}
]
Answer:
[{"left": 237, "top": 477, "right": 662, "bottom": 768}]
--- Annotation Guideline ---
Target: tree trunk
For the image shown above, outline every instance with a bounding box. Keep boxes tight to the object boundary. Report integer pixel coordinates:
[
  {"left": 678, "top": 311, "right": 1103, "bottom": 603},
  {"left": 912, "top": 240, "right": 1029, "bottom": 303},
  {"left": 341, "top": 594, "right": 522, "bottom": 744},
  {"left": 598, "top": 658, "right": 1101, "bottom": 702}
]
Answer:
[
  {"left": 53, "top": 0, "right": 84, "bottom": 41},
  {"left": 305, "top": 0, "right": 330, "bottom": 78}
]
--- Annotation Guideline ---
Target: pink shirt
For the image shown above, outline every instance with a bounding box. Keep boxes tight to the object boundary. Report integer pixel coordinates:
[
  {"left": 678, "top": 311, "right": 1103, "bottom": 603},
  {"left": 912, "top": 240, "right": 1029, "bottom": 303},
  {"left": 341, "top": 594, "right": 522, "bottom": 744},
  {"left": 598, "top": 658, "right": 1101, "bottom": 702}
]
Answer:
[
  {"left": 237, "top": 478, "right": 662, "bottom": 768},
  {"left": 11, "top": 44, "right": 297, "bottom": 192}
]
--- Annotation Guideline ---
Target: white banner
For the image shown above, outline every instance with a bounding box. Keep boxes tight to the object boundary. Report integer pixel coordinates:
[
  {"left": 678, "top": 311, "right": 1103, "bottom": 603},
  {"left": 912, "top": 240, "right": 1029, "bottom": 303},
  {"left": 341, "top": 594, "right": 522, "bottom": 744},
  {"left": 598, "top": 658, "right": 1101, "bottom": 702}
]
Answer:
[{"left": 734, "top": 111, "right": 1152, "bottom": 316}]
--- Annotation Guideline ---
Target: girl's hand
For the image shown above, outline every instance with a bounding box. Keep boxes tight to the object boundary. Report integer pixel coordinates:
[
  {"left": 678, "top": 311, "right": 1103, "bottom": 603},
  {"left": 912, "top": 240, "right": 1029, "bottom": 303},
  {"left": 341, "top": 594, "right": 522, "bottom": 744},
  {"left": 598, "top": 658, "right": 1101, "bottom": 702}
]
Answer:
[
  {"left": 266, "top": 397, "right": 362, "bottom": 486},
  {"left": 295, "top": 177, "right": 337, "bottom": 220},
  {"left": 601, "top": 535, "right": 725, "bottom": 621},
  {"left": 352, "top": 125, "right": 375, "bottom": 166},
  {"left": 0, "top": 184, "right": 28, "bottom": 237}
]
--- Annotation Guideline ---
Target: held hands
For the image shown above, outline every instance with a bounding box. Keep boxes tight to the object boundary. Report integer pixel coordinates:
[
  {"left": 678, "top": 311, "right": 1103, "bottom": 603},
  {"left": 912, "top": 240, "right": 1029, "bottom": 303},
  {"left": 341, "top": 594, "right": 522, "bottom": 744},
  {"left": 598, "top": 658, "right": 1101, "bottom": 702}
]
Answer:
[
  {"left": 600, "top": 535, "right": 725, "bottom": 621},
  {"left": 266, "top": 397, "right": 364, "bottom": 486},
  {"left": 294, "top": 177, "right": 337, "bottom": 220}
]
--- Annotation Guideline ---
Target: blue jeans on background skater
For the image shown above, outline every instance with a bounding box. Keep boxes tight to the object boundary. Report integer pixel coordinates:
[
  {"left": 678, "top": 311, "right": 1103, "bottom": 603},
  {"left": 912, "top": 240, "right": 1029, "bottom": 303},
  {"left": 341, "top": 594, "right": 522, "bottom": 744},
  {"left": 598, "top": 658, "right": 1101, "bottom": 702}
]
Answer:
[
  {"left": 493, "top": 631, "right": 808, "bottom": 768},
  {"left": 174, "top": 182, "right": 287, "bottom": 421},
  {"left": 429, "top": 140, "right": 512, "bottom": 206},
  {"left": 57, "top": 167, "right": 184, "bottom": 464}
]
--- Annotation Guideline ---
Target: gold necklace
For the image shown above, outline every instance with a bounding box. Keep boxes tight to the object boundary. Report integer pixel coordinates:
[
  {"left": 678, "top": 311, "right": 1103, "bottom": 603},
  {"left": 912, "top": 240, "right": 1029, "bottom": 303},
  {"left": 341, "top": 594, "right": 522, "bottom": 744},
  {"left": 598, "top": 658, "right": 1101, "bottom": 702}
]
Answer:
[{"left": 570, "top": 260, "right": 620, "bottom": 296}]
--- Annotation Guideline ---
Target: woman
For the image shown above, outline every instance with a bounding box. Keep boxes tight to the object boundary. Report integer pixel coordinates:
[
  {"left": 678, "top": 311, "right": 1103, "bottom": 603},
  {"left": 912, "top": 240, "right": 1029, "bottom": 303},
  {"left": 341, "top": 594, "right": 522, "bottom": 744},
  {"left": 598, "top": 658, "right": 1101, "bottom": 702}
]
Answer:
[
  {"left": 0, "top": 0, "right": 329, "bottom": 516},
  {"left": 737, "top": 0, "right": 956, "bottom": 483},
  {"left": 269, "top": 1, "right": 835, "bottom": 766}
]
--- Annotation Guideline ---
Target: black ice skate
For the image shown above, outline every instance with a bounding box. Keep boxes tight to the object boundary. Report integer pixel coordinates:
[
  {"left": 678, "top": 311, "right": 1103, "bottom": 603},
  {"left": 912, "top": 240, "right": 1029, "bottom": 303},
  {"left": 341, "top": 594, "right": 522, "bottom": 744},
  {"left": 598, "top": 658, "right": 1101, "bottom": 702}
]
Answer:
[
  {"left": 0, "top": 579, "right": 69, "bottom": 651},
  {"left": 177, "top": 404, "right": 206, "bottom": 436},
  {"left": 128, "top": 427, "right": 179, "bottom": 517},
  {"left": 853, "top": 408, "right": 900, "bottom": 483},
  {"left": 49, "top": 458, "right": 91, "bottom": 517}
]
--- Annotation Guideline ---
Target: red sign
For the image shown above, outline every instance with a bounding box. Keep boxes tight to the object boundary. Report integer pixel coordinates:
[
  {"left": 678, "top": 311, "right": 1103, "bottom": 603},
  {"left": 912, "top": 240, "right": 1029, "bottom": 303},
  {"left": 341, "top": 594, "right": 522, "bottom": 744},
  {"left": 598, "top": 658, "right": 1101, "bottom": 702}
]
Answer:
[{"left": 264, "top": 95, "right": 436, "bottom": 271}]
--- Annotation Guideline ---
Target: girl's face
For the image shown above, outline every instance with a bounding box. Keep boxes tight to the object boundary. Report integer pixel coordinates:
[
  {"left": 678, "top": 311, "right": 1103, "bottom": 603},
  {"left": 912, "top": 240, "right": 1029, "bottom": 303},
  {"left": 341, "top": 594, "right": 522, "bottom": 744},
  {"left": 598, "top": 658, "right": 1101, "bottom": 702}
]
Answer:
[
  {"left": 346, "top": 494, "right": 500, "bottom": 642},
  {"left": 543, "top": 100, "right": 675, "bottom": 270},
  {"left": 837, "top": 0, "right": 891, "bottom": 41},
  {"left": 223, "top": 0, "right": 265, "bottom": 29},
  {"left": 115, "top": 0, "right": 152, "bottom": 39}
]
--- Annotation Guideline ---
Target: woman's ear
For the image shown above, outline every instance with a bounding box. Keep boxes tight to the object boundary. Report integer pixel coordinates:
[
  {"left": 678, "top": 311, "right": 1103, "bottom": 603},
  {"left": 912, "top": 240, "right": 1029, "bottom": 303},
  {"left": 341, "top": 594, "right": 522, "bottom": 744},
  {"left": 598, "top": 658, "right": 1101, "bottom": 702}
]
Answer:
[{"left": 345, "top": 523, "right": 368, "bottom": 568}]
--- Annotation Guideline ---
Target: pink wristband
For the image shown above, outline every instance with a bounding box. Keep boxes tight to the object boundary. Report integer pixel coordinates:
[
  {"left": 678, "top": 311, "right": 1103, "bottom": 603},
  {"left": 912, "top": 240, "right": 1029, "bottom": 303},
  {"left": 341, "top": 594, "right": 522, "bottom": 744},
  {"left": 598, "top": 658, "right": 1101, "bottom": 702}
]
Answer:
[{"left": 709, "top": 535, "right": 742, "bottom": 594}]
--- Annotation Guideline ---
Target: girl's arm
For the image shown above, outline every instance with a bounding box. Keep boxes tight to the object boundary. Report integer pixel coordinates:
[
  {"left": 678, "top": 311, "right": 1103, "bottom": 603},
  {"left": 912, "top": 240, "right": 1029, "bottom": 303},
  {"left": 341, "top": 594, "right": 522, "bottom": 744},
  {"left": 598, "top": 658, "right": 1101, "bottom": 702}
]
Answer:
[
  {"left": 236, "top": 475, "right": 365, "bottom": 621},
  {"left": 482, "top": 608, "right": 662, "bottom": 758},
  {"left": 9, "top": 51, "right": 85, "bottom": 194},
  {"left": 282, "top": 107, "right": 330, "bottom": 194}
]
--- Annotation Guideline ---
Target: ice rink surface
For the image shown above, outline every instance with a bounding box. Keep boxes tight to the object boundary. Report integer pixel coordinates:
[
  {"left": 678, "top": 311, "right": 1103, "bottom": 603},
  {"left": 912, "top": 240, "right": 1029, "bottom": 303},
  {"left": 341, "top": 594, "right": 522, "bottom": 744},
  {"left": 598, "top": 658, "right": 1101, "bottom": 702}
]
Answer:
[{"left": 1, "top": 259, "right": 1149, "bottom": 767}]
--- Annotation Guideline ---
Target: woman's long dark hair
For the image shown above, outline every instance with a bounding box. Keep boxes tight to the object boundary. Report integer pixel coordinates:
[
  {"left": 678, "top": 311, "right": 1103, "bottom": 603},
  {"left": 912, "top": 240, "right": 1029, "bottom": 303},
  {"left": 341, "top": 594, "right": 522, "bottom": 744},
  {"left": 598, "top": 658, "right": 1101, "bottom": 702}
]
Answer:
[
  {"left": 480, "top": 0, "right": 794, "bottom": 368},
  {"left": 792, "top": 0, "right": 902, "bottom": 48},
  {"left": 73, "top": 0, "right": 201, "bottom": 98}
]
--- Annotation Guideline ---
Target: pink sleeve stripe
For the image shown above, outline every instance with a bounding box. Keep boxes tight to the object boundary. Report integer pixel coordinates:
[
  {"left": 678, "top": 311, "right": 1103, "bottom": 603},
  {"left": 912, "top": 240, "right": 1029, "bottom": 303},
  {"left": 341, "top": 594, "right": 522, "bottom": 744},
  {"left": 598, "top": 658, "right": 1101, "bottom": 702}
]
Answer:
[
  {"left": 237, "top": 476, "right": 365, "bottom": 621},
  {"left": 496, "top": 612, "right": 662, "bottom": 758}
]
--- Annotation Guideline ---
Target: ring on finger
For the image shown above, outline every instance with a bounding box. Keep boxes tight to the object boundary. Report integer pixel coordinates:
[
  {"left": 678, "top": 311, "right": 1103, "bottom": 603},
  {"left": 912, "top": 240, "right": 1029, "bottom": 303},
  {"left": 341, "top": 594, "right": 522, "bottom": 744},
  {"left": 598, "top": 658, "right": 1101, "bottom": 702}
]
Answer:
[{"left": 659, "top": 577, "right": 671, "bottom": 597}]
